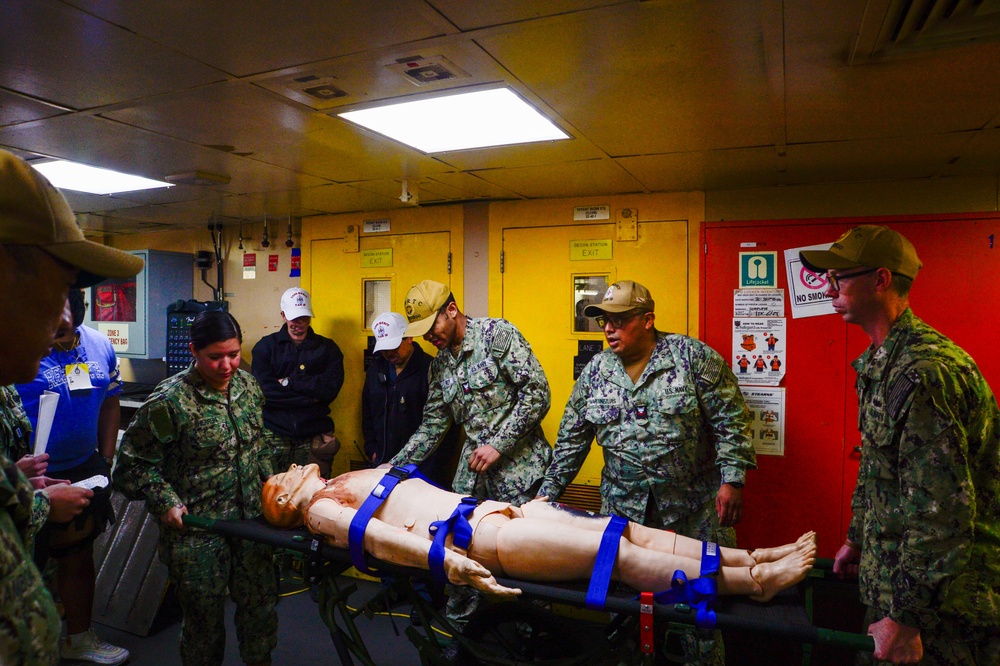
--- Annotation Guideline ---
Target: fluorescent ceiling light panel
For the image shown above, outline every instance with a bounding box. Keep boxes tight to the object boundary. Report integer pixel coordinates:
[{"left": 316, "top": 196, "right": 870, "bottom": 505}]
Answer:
[
  {"left": 32, "top": 160, "right": 174, "bottom": 195},
  {"left": 339, "top": 88, "right": 569, "bottom": 153}
]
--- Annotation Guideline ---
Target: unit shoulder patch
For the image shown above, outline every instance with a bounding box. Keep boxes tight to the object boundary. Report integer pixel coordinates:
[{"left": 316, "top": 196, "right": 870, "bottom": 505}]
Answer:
[{"left": 148, "top": 402, "right": 177, "bottom": 443}]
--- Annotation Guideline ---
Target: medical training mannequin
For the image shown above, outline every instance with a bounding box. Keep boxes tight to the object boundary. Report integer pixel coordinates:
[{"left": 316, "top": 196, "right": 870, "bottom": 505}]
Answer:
[{"left": 263, "top": 465, "right": 816, "bottom": 600}]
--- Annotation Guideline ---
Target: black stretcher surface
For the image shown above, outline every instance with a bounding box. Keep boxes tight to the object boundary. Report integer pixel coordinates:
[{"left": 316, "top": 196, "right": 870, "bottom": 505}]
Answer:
[{"left": 182, "top": 515, "right": 874, "bottom": 654}]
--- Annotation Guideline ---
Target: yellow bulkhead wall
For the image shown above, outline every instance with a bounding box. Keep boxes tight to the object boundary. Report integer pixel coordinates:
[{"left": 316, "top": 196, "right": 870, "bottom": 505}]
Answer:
[
  {"left": 301, "top": 205, "right": 465, "bottom": 478},
  {"left": 487, "top": 192, "right": 704, "bottom": 491}
]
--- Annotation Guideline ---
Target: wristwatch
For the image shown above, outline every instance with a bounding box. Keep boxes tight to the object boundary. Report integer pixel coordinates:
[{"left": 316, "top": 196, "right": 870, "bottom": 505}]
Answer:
[
  {"left": 726, "top": 482, "right": 744, "bottom": 489},
  {"left": 279, "top": 377, "right": 289, "bottom": 387}
]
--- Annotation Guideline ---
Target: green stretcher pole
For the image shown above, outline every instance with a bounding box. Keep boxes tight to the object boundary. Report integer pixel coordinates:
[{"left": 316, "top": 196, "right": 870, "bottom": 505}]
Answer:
[
  {"left": 182, "top": 514, "right": 214, "bottom": 530},
  {"left": 817, "top": 628, "right": 875, "bottom": 652}
]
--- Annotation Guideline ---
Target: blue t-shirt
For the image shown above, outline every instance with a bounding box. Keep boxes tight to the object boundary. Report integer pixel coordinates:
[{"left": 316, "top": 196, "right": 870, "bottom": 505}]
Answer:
[{"left": 15, "top": 325, "right": 122, "bottom": 472}]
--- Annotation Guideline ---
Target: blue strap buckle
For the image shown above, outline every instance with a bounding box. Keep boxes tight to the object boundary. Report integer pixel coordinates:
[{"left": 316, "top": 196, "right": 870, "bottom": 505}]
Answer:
[
  {"left": 428, "top": 496, "right": 479, "bottom": 585},
  {"left": 347, "top": 465, "right": 417, "bottom": 575}
]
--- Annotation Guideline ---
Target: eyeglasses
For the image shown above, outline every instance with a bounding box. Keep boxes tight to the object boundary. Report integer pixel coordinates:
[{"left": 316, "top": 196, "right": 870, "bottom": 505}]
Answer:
[
  {"left": 827, "top": 268, "right": 878, "bottom": 291},
  {"left": 595, "top": 311, "right": 643, "bottom": 329}
]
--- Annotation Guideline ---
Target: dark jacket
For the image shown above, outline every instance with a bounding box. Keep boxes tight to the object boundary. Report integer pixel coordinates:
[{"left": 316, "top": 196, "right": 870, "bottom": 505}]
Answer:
[
  {"left": 362, "top": 342, "right": 458, "bottom": 488},
  {"left": 250, "top": 325, "right": 344, "bottom": 438}
]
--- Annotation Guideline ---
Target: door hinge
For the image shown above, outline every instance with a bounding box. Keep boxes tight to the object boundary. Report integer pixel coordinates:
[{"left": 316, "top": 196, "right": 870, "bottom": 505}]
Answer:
[
  {"left": 500, "top": 250, "right": 505, "bottom": 273},
  {"left": 704, "top": 242, "right": 708, "bottom": 255},
  {"left": 447, "top": 252, "right": 452, "bottom": 274}
]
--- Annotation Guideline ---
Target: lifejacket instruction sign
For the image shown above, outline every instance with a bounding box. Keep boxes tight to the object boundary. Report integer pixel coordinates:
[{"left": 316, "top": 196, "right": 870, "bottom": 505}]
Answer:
[
  {"left": 739, "top": 252, "right": 777, "bottom": 288},
  {"left": 732, "top": 318, "right": 786, "bottom": 386},
  {"left": 783, "top": 244, "right": 835, "bottom": 319}
]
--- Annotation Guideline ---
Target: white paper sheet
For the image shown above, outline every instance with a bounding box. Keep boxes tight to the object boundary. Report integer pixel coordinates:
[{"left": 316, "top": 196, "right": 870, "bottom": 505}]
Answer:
[{"left": 33, "top": 390, "right": 59, "bottom": 456}]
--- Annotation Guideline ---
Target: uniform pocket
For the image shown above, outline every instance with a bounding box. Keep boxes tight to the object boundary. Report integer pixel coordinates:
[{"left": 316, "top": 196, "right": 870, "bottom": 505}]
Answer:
[
  {"left": 648, "top": 391, "right": 698, "bottom": 441},
  {"left": 467, "top": 359, "right": 511, "bottom": 412},
  {"left": 189, "top": 415, "right": 231, "bottom": 458}
]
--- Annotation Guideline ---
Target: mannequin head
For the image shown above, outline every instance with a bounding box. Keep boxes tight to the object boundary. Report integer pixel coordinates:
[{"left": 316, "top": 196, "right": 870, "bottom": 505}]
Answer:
[{"left": 262, "top": 464, "right": 325, "bottom": 528}]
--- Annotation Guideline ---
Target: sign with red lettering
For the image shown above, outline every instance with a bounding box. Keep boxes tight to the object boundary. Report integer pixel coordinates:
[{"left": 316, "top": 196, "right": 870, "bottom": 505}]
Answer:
[{"left": 243, "top": 253, "right": 256, "bottom": 280}]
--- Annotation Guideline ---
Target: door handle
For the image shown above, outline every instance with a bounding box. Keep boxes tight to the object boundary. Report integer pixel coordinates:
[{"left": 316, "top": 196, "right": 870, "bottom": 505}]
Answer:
[{"left": 853, "top": 446, "right": 862, "bottom": 454}]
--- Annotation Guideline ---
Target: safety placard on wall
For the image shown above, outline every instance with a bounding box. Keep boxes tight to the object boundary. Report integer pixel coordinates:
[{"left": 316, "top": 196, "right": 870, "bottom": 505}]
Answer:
[
  {"left": 739, "top": 251, "right": 778, "bottom": 288},
  {"left": 97, "top": 323, "right": 130, "bottom": 353},
  {"left": 734, "top": 288, "right": 784, "bottom": 318},
  {"left": 242, "top": 253, "right": 256, "bottom": 280},
  {"left": 732, "top": 318, "right": 786, "bottom": 386},
  {"left": 784, "top": 245, "right": 835, "bottom": 318},
  {"left": 743, "top": 387, "right": 785, "bottom": 456}
]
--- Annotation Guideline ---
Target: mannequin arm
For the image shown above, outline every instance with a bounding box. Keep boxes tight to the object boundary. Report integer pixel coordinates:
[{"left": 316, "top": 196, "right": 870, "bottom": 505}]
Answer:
[{"left": 306, "top": 498, "right": 519, "bottom": 597}]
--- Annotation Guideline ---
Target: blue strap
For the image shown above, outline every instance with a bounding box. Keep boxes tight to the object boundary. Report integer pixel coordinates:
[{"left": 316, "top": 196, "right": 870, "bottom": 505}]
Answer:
[
  {"left": 646, "top": 541, "right": 720, "bottom": 629},
  {"left": 585, "top": 515, "right": 629, "bottom": 610},
  {"left": 651, "top": 570, "right": 718, "bottom": 630},
  {"left": 700, "top": 540, "right": 721, "bottom": 578},
  {"left": 347, "top": 465, "right": 417, "bottom": 575},
  {"left": 427, "top": 497, "right": 479, "bottom": 586}
]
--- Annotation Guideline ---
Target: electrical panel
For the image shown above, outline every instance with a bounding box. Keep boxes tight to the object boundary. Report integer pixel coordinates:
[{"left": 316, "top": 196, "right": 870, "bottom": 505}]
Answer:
[
  {"left": 83, "top": 250, "right": 193, "bottom": 359},
  {"left": 165, "top": 300, "right": 229, "bottom": 376}
]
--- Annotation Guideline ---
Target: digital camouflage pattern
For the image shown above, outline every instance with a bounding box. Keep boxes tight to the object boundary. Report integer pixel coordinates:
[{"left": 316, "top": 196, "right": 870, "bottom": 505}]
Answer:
[
  {"left": 0, "top": 384, "right": 32, "bottom": 462},
  {"left": 114, "top": 366, "right": 277, "bottom": 664},
  {"left": 849, "top": 309, "right": 1000, "bottom": 637},
  {"left": 161, "top": 531, "right": 276, "bottom": 665},
  {"left": 540, "top": 332, "right": 755, "bottom": 529},
  {"left": 115, "top": 366, "right": 272, "bottom": 519},
  {"left": 1, "top": 390, "right": 59, "bottom": 666},
  {"left": 390, "top": 318, "right": 551, "bottom": 505}
]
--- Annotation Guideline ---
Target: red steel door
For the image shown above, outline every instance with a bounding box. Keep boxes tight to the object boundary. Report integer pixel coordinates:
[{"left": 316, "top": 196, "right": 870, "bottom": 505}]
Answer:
[{"left": 702, "top": 214, "right": 1000, "bottom": 558}]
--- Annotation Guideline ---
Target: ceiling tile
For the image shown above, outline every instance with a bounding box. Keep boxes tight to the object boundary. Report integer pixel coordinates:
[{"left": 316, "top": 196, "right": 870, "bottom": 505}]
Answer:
[{"left": 473, "top": 158, "right": 645, "bottom": 198}]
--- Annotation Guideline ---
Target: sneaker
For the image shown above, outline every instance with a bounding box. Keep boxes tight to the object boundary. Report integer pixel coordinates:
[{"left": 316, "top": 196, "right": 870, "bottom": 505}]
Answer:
[{"left": 61, "top": 629, "right": 130, "bottom": 665}]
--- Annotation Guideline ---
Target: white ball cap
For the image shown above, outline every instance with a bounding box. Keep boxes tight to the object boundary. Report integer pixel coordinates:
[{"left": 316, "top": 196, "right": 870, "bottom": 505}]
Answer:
[
  {"left": 280, "top": 287, "right": 314, "bottom": 320},
  {"left": 371, "top": 311, "right": 408, "bottom": 352}
]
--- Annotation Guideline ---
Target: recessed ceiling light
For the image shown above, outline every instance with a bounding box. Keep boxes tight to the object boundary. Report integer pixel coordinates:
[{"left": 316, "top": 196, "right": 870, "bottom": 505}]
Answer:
[
  {"left": 32, "top": 160, "right": 174, "bottom": 195},
  {"left": 338, "top": 87, "right": 570, "bottom": 153}
]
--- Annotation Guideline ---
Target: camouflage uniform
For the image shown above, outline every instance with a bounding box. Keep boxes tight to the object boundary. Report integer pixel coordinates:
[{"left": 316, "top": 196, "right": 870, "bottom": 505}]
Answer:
[
  {"left": 850, "top": 309, "right": 1000, "bottom": 665},
  {"left": 1, "top": 386, "right": 60, "bottom": 666},
  {"left": 540, "top": 333, "right": 756, "bottom": 666},
  {"left": 115, "top": 367, "right": 277, "bottom": 666},
  {"left": 390, "top": 317, "right": 552, "bottom": 505},
  {"left": 389, "top": 317, "right": 552, "bottom": 628},
  {"left": 541, "top": 332, "right": 755, "bottom": 535},
  {"left": 0, "top": 384, "right": 31, "bottom": 462}
]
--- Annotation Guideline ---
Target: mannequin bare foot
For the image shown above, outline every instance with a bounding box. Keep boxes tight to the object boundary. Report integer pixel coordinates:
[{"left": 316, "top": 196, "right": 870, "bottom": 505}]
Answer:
[
  {"left": 748, "top": 543, "right": 817, "bottom": 602},
  {"left": 749, "top": 531, "right": 816, "bottom": 564}
]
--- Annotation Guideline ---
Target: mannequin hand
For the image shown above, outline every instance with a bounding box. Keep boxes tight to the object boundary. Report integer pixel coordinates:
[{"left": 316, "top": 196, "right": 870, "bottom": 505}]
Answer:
[{"left": 447, "top": 557, "right": 520, "bottom": 598}]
